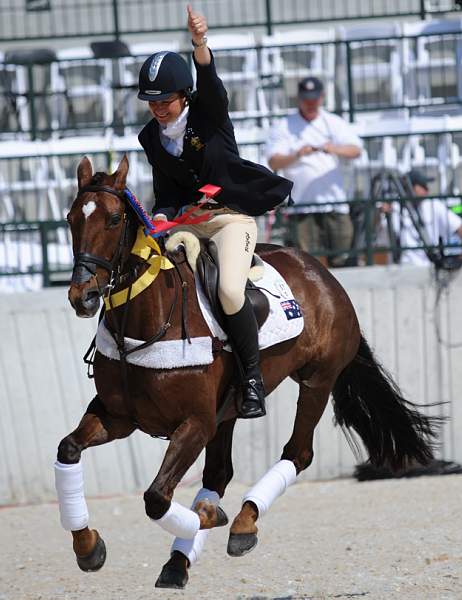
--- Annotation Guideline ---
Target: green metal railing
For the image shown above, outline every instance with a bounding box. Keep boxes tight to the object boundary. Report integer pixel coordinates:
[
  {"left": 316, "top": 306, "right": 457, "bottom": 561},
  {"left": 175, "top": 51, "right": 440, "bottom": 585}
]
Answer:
[
  {"left": 0, "top": 219, "right": 71, "bottom": 287},
  {"left": 279, "top": 196, "right": 462, "bottom": 267},
  {"left": 1, "top": 196, "right": 461, "bottom": 289},
  {"left": 2, "top": 0, "right": 460, "bottom": 42},
  {"left": 2, "top": 29, "right": 462, "bottom": 140}
]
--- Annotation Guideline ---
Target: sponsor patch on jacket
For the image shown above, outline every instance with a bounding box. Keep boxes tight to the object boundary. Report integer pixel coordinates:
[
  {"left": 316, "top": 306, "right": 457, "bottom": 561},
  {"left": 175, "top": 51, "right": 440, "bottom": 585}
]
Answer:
[{"left": 190, "top": 135, "right": 205, "bottom": 151}]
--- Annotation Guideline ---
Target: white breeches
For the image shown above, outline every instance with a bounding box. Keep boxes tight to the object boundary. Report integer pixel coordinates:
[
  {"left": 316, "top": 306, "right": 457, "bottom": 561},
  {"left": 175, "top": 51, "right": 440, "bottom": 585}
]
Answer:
[{"left": 175, "top": 207, "right": 258, "bottom": 315}]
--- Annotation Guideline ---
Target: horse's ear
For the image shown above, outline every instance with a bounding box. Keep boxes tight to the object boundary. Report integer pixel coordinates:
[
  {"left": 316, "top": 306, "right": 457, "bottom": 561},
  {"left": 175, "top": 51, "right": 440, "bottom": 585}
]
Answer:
[
  {"left": 113, "top": 154, "right": 129, "bottom": 190},
  {"left": 77, "top": 156, "right": 93, "bottom": 189}
]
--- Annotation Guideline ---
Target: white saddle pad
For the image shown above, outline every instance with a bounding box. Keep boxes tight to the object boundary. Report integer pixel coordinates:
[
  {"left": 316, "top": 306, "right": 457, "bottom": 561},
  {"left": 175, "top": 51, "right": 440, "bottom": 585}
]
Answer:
[
  {"left": 95, "top": 260, "right": 304, "bottom": 369},
  {"left": 196, "top": 259, "right": 304, "bottom": 351}
]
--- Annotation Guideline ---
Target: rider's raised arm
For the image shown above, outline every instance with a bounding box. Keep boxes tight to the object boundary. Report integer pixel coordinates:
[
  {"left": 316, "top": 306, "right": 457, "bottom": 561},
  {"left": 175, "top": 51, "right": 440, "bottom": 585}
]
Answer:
[
  {"left": 187, "top": 5, "right": 229, "bottom": 125},
  {"left": 192, "top": 53, "right": 229, "bottom": 125}
]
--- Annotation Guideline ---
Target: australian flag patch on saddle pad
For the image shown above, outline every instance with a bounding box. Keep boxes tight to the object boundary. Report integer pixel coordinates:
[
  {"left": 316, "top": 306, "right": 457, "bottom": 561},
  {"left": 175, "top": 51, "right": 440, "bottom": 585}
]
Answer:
[{"left": 196, "top": 260, "right": 304, "bottom": 351}]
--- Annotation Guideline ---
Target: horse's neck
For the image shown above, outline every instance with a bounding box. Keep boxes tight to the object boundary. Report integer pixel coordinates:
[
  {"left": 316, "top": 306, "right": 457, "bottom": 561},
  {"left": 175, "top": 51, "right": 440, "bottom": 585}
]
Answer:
[{"left": 108, "top": 256, "right": 209, "bottom": 342}]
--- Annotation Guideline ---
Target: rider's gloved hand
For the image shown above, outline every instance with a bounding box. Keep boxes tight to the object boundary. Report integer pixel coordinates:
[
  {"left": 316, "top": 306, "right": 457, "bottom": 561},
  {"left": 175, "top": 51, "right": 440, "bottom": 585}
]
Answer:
[{"left": 152, "top": 214, "right": 168, "bottom": 222}]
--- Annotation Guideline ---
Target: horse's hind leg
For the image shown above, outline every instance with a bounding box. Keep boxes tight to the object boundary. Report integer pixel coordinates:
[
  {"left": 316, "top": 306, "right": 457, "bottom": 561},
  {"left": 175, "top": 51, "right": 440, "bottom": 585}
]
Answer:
[
  {"left": 55, "top": 396, "right": 135, "bottom": 571},
  {"left": 156, "top": 418, "right": 237, "bottom": 589},
  {"left": 228, "top": 379, "right": 331, "bottom": 556}
]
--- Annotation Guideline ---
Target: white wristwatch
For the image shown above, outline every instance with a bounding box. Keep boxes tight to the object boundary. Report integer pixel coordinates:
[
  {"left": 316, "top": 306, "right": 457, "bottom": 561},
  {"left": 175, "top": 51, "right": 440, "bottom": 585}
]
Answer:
[{"left": 192, "top": 36, "right": 208, "bottom": 48}]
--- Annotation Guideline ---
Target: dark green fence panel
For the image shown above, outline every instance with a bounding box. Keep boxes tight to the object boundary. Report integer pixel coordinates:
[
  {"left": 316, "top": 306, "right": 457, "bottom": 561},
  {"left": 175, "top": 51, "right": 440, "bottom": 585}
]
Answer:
[
  {"left": 2, "top": 30, "right": 462, "bottom": 140},
  {"left": 0, "top": 0, "right": 460, "bottom": 42}
]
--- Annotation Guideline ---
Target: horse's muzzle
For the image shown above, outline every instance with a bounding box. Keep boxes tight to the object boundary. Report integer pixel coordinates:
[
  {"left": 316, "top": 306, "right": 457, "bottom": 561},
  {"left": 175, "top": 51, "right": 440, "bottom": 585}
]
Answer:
[{"left": 68, "top": 284, "right": 101, "bottom": 318}]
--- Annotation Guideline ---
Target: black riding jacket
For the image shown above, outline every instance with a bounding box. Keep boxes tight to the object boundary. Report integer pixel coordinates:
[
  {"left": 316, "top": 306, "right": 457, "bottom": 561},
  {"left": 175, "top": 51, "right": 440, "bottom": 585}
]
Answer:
[{"left": 138, "top": 53, "right": 293, "bottom": 221}]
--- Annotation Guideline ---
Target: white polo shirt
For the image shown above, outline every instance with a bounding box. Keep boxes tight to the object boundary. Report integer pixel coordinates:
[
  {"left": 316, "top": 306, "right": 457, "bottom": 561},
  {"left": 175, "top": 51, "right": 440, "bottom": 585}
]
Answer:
[
  {"left": 392, "top": 199, "right": 462, "bottom": 266},
  {"left": 265, "top": 109, "right": 362, "bottom": 213}
]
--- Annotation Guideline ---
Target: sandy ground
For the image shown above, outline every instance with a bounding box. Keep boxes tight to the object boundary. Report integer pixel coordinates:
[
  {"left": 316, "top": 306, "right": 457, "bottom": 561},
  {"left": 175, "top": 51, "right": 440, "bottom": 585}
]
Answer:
[{"left": 0, "top": 475, "right": 461, "bottom": 600}]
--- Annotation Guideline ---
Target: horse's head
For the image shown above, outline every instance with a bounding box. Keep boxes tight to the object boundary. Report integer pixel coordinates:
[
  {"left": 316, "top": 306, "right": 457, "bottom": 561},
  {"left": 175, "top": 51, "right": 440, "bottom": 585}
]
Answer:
[{"left": 67, "top": 155, "right": 132, "bottom": 318}]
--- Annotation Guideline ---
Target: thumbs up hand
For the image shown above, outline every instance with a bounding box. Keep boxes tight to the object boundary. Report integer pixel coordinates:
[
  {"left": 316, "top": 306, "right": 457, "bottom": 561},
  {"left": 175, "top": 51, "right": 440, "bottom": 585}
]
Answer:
[{"left": 187, "top": 4, "right": 208, "bottom": 46}]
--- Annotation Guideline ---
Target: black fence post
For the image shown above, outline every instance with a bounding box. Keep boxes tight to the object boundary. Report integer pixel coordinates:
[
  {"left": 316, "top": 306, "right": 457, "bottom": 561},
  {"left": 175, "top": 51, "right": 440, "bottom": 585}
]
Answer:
[
  {"left": 419, "top": 0, "right": 426, "bottom": 20},
  {"left": 345, "top": 41, "right": 355, "bottom": 123},
  {"left": 40, "top": 222, "right": 51, "bottom": 287},
  {"left": 26, "top": 65, "right": 38, "bottom": 140},
  {"left": 265, "top": 0, "right": 273, "bottom": 36},
  {"left": 364, "top": 200, "right": 374, "bottom": 266},
  {"left": 112, "top": 0, "right": 121, "bottom": 40}
]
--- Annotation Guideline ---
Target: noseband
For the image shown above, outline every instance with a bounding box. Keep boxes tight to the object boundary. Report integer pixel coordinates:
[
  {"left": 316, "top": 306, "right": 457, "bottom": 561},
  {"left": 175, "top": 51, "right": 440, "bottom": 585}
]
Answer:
[{"left": 71, "top": 184, "right": 129, "bottom": 287}]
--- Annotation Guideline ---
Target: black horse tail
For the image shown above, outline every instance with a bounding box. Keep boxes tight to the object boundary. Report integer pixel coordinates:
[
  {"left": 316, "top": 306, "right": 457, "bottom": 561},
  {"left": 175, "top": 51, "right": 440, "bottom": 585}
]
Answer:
[{"left": 332, "top": 335, "right": 440, "bottom": 470}]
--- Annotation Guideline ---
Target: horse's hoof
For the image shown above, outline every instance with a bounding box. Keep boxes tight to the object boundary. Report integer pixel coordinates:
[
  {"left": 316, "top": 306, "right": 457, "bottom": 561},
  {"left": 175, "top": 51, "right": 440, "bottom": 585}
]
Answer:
[
  {"left": 194, "top": 500, "right": 229, "bottom": 529},
  {"left": 155, "top": 563, "right": 189, "bottom": 589},
  {"left": 227, "top": 532, "right": 258, "bottom": 557},
  {"left": 76, "top": 533, "right": 106, "bottom": 572},
  {"left": 215, "top": 506, "right": 229, "bottom": 528}
]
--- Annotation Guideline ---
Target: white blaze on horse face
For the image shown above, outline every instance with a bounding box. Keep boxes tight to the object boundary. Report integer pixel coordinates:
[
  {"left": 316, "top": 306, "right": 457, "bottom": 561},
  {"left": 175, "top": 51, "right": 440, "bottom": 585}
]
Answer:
[{"left": 82, "top": 201, "right": 97, "bottom": 219}]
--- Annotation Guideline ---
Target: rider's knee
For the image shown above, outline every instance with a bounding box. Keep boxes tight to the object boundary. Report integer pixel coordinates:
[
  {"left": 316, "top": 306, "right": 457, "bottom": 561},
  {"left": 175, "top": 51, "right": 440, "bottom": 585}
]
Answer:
[
  {"left": 218, "top": 284, "right": 244, "bottom": 315},
  {"left": 144, "top": 486, "right": 170, "bottom": 520},
  {"left": 57, "top": 436, "right": 82, "bottom": 464}
]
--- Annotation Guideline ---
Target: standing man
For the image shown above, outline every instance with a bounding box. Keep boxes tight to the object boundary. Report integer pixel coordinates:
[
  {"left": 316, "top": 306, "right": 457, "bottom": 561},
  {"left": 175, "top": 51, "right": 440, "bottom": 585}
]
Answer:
[{"left": 265, "top": 77, "right": 362, "bottom": 267}]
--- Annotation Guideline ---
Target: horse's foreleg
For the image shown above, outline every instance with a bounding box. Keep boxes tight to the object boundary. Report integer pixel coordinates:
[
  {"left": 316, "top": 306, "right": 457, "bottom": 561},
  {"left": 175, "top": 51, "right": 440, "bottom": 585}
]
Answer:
[
  {"left": 55, "top": 396, "right": 135, "bottom": 571},
  {"left": 228, "top": 380, "right": 331, "bottom": 557},
  {"left": 156, "top": 418, "right": 237, "bottom": 589},
  {"left": 144, "top": 416, "right": 227, "bottom": 539}
]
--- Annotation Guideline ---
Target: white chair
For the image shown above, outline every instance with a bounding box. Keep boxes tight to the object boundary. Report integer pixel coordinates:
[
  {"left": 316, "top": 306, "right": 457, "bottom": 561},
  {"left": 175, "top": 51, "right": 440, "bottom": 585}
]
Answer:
[
  {"left": 206, "top": 33, "right": 259, "bottom": 119},
  {"left": 337, "top": 23, "right": 404, "bottom": 117},
  {"left": 402, "top": 19, "right": 462, "bottom": 112},
  {"left": 0, "top": 52, "right": 31, "bottom": 139},
  {"left": 0, "top": 140, "right": 58, "bottom": 221},
  {"left": 51, "top": 47, "right": 114, "bottom": 135},
  {"left": 259, "top": 28, "right": 336, "bottom": 117}
]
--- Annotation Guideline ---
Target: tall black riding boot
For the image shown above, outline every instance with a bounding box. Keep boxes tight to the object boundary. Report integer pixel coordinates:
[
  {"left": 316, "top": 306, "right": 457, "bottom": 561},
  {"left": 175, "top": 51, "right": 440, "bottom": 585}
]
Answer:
[{"left": 225, "top": 298, "right": 266, "bottom": 419}]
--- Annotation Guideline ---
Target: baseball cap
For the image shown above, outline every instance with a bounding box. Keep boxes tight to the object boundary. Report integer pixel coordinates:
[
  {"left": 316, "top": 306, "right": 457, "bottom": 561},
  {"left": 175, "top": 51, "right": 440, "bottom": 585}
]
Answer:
[
  {"left": 407, "top": 169, "right": 435, "bottom": 190},
  {"left": 298, "top": 76, "right": 324, "bottom": 100}
]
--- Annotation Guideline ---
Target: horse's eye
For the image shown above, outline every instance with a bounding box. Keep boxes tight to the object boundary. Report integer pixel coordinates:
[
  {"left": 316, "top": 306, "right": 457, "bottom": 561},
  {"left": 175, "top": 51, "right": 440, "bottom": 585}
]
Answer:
[
  {"left": 66, "top": 212, "right": 72, "bottom": 224},
  {"left": 108, "top": 213, "right": 121, "bottom": 227}
]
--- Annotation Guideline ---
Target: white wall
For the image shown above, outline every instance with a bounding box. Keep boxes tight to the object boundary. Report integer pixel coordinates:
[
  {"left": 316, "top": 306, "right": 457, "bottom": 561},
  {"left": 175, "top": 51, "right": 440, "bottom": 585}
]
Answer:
[{"left": 1, "top": 264, "right": 461, "bottom": 505}]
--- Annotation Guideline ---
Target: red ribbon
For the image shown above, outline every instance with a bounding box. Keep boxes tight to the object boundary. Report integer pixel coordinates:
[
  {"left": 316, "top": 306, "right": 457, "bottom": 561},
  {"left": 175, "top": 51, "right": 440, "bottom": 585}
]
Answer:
[{"left": 147, "top": 199, "right": 212, "bottom": 236}]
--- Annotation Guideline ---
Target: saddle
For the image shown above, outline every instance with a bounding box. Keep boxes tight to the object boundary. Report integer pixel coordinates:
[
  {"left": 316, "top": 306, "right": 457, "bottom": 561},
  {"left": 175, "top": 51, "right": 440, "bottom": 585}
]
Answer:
[{"left": 195, "top": 240, "right": 270, "bottom": 332}]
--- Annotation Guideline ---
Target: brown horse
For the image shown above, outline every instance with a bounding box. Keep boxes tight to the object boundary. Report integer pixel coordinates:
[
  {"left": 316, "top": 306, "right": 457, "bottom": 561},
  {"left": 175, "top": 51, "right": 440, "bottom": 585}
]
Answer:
[{"left": 59, "top": 155, "right": 437, "bottom": 589}]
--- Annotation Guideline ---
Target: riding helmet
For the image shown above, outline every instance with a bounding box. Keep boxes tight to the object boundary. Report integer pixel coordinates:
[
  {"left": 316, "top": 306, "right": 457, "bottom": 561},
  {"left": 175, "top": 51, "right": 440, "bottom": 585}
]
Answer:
[{"left": 138, "top": 51, "right": 193, "bottom": 101}]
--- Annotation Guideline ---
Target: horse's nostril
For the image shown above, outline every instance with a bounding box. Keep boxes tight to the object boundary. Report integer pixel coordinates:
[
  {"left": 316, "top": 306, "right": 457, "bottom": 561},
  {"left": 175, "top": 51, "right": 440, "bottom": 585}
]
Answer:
[
  {"left": 82, "top": 288, "right": 101, "bottom": 307},
  {"left": 83, "top": 290, "right": 99, "bottom": 300}
]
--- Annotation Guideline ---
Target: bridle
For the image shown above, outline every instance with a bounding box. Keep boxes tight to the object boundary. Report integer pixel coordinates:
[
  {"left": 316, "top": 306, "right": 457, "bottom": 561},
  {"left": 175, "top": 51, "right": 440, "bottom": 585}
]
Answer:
[{"left": 71, "top": 184, "right": 130, "bottom": 291}]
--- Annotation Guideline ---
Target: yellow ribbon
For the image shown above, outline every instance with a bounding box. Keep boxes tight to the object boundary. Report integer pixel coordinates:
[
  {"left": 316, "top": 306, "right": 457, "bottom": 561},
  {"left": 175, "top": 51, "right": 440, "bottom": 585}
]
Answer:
[{"left": 104, "top": 226, "right": 174, "bottom": 310}]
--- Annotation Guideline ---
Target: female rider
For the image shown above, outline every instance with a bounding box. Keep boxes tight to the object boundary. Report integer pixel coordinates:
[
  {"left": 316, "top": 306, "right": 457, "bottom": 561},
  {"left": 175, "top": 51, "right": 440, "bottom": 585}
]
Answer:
[{"left": 137, "top": 6, "right": 293, "bottom": 418}]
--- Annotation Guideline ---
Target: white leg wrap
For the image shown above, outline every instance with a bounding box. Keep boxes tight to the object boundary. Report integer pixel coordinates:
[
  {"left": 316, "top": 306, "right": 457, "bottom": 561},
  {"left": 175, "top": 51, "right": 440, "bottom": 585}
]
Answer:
[
  {"left": 171, "top": 488, "right": 220, "bottom": 565},
  {"left": 242, "top": 459, "right": 297, "bottom": 518},
  {"left": 54, "top": 461, "right": 89, "bottom": 531},
  {"left": 155, "top": 501, "right": 201, "bottom": 539}
]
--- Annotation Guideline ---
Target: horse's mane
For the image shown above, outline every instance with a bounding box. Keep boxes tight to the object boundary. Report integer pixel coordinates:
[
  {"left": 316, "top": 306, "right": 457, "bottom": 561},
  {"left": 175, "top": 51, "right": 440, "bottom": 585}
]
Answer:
[{"left": 91, "top": 172, "right": 107, "bottom": 186}]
